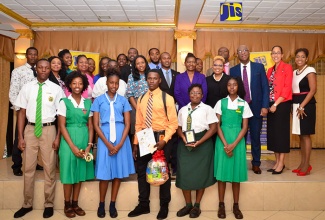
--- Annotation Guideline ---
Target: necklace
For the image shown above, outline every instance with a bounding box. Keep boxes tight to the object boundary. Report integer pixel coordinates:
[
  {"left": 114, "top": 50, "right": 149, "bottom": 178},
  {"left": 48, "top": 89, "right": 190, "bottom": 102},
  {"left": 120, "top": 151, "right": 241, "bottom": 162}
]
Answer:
[{"left": 296, "top": 65, "right": 308, "bottom": 75}]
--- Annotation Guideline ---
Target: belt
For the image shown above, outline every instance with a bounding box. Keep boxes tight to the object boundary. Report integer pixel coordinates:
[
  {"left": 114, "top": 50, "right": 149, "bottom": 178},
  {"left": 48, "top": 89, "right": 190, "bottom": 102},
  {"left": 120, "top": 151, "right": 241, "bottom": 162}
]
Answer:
[
  {"left": 28, "top": 122, "right": 55, "bottom": 127},
  {"left": 293, "top": 92, "right": 309, "bottom": 95}
]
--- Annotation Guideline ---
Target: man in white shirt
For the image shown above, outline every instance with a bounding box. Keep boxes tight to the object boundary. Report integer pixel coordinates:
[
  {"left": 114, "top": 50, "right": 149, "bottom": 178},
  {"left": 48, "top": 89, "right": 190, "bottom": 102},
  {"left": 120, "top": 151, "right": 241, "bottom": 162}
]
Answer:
[
  {"left": 9, "top": 47, "right": 39, "bottom": 176},
  {"left": 13, "top": 59, "right": 65, "bottom": 219}
]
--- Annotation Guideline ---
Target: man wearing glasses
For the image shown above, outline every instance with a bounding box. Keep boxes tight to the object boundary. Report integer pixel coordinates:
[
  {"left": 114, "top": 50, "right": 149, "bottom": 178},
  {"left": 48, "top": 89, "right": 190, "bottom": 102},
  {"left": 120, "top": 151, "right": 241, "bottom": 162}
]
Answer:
[{"left": 230, "top": 45, "right": 269, "bottom": 174}]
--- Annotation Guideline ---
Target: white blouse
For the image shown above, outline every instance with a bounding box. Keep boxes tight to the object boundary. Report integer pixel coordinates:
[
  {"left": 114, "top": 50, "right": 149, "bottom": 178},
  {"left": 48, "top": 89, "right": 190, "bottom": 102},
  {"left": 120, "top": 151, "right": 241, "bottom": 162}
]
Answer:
[
  {"left": 57, "top": 95, "right": 93, "bottom": 117},
  {"left": 214, "top": 96, "right": 253, "bottom": 119},
  {"left": 178, "top": 102, "right": 218, "bottom": 133}
]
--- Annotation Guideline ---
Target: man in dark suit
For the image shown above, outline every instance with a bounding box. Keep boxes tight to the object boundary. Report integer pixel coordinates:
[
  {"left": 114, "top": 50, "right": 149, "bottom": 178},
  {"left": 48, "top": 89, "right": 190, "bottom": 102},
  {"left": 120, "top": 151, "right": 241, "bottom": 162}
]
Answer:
[
  {"left": 158, "top": 52, "right": 179, "bottom": 97},
  {"left": 120, "top": 47, "right": 138, "bottom": 83},
  {"left": 158, "top": 52, "right": 179, "bottom": 176},
  {"left": 230, "top": 45, "right": 269, "bottom": 174}
]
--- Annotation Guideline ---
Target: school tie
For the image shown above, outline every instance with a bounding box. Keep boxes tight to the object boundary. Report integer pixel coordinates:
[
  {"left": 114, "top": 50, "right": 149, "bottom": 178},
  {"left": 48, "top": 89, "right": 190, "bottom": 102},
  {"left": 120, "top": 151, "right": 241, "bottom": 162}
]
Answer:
[
  {"left": 109, "top": 101, "right": 116, "bottom": 143},
  {"left": 35, "top": 82, "right": 44, "bottom": 137},
  {"left": 145, "top": 92, "right": 153, "bottom": 128},
  {"left": 165, "top": 70, "right": 171, "bottom": 87},
  {"left": 243, "top": 66, "right": 251, "bottom": 103},
  {"left": 105, "top": 93, "right": 117, "bottom": 143},
  {"left": 31, "top": 66, "right": 37, "bottom": 77}
]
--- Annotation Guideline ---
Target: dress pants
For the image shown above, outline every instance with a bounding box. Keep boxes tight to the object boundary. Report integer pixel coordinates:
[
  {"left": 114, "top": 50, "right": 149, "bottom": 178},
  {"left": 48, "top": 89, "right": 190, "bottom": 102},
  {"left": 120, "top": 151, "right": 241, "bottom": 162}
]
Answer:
[
  {"left": 11, "top": 118, "right": 26, "bottom": 172},
  {"left": 249, "top": 115, "right": 263, "bottom": 167},
  {"left": 22, "top": 125, "right": 57, "bottom": 208},
  {"left": 136, "top": 140, "right": 172, "bottom": 207}
]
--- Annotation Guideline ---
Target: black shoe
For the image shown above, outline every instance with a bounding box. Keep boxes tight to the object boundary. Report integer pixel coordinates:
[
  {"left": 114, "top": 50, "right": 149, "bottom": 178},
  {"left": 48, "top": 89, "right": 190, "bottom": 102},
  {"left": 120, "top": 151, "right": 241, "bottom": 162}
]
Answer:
[
  {"left": 109, "top": 207, "right": 118, "bottom": 218},
  {"left": 13, "top": 169, "right": 23, "bottom": 176},
  {"left": 36, "top": 164, "right": 44, "bottom": 170},
  {"left": 233, "top": 204, "right": 243, "bottom": 219},
  {"left": 14, "top": 207, "right": 33, "bottom": 218},
  {"left": 267, "top": 168, "right": 275, "bottom": 172},
  {"left": 157, "top": 206, "right": 168, "bottom": 219},
  {"left": 272, "top": 165, "right": 285, "bottom": 175},
  {"left": 128, "top": 204, "right": 150, "bottom": 217},
  {"left": 43, "top": 207, "right": 54, "bottom": 218},
  {"left": 97, "top": 206, "right": 106, "bottom": 218},
  {"left": 218, "top": 203, "right": 226, "bottom": 219},
  {"left": 176, "top": 206, "right": 192, "bottom": 217},
  {"left": 189, "top": 206, "right": 201, "bottom": 218}
]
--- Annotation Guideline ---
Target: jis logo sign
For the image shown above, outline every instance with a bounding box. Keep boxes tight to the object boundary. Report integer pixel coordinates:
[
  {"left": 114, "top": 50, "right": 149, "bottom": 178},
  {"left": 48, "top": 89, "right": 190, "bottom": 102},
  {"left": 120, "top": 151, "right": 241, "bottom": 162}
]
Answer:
[{"left": 220, "top": 2, "right": 242, "bottom": 21}]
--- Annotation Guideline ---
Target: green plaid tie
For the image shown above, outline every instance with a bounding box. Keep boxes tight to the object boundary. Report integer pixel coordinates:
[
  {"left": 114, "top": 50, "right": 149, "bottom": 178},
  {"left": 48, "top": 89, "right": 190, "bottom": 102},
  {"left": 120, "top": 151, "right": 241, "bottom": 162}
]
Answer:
[{"left": 35, "top": 82, "right": 44, "bottom": 137}]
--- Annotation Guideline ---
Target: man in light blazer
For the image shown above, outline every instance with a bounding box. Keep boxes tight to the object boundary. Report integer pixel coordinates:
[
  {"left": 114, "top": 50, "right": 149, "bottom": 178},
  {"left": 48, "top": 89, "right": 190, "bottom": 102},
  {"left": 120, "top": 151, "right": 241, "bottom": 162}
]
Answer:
[{"left": 230, "top": 45, "right": 269, "bottom": 174}]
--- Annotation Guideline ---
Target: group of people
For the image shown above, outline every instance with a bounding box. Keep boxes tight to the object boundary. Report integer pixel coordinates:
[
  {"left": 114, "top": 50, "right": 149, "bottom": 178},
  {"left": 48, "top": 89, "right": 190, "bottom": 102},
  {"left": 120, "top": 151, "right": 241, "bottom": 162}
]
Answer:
[{"left": 8, "top": 44, "right": 316, "bottom": 220}]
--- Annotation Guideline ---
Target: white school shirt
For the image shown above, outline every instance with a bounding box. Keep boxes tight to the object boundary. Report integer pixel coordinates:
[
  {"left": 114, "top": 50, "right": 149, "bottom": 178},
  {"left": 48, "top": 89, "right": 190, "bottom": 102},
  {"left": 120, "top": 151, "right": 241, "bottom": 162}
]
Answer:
[
  {"left": 214, "top": 96, "right": 253, "bottom": 118},
  {"left": 178, "top": 102, "right": 219, "bottom": 133},
  {"left": 92, "top": 77, "right": 126, "bottom": 98},
  {"left": 57, "top": 95, "right": 93, "bottom": 117},
  {"left": 15, "top": 79, "right": 65, "bottom": 123}
]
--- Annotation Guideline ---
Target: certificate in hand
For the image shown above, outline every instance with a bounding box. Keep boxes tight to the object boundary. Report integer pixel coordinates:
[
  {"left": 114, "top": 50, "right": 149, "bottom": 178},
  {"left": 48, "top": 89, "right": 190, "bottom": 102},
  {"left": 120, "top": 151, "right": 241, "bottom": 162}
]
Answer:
[{"left": 136, "top": 127, "right": 157, "bottom": 157}]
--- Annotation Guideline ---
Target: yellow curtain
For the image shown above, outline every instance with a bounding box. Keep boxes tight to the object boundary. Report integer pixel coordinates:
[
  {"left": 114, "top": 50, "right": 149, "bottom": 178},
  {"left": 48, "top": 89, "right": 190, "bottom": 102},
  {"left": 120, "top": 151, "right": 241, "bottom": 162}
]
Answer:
[
  {"left": 194, "top": 31, "right": 325, "bottom": 62},
  {"left": 0, "top": 36, "right": 14, "bottom": 157},
  {"left": 34, "top": 30, "right": 177, "bottom": 61}
]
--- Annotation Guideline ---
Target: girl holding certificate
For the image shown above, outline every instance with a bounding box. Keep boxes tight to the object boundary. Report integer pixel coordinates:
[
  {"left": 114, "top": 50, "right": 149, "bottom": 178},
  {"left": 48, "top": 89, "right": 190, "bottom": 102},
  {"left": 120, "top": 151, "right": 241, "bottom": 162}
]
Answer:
[
  {"left": 176, "top": 84, "right": 218, "bottom": 218},
  {"left": 91, "top": 69, "right": 135, "bottom": 218},
  {"left": 214, "top": 77, "right": 253, "bottom": 219}
]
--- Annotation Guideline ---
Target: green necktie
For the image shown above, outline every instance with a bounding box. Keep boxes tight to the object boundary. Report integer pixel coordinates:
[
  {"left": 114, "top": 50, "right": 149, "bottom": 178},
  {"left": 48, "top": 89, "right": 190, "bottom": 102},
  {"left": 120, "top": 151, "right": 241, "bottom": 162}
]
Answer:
[{"left": 35, "top": 82, "right": 44, "bottom": 137}]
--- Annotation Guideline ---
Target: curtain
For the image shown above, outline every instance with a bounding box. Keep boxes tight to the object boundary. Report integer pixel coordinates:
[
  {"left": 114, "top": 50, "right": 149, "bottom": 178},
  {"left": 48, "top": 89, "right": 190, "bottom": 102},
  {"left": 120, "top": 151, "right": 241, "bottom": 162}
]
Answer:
[
  {"left": 0, "top": 36, "right": 14, "bottom": 157},
  {"left": 34, "top": 30, "right": 177, "bottom": 61},
  {"left": 194, "top": 31, "right": 325, "bottom": 62}
]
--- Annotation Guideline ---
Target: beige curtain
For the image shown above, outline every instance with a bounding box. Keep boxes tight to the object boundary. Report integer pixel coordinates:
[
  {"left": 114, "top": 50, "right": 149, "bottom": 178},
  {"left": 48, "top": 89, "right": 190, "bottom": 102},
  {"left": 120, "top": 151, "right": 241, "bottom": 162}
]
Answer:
[
  {"left": 194, "top": 31, "right": 325, "bottom": 62},
  {"left": 34, "top": 30, "right": 177, "bottom": 61},
  {"left": 0, "top": 36, "right": 13, "bottom": 157}
]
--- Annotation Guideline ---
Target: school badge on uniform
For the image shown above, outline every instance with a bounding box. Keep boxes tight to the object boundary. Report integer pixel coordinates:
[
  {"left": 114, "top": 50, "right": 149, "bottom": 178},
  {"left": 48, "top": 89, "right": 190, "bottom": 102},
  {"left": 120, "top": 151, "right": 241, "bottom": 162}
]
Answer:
[{"left": 48, "top": 96, "right": 53, "bottom": 102}]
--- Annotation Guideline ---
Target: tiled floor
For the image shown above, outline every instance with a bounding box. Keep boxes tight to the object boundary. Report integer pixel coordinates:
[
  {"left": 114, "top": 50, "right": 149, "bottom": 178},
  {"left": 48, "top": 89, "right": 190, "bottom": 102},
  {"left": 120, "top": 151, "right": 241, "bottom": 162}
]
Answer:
[
  {"left": 1, "top": 209, "right": 325, "bottom": 220},
  {"left": 2, "top": 149, "right": 325, "bottom": 182},
  {"left": 1, "top": 149, "right": 325, "bottom": 219}
]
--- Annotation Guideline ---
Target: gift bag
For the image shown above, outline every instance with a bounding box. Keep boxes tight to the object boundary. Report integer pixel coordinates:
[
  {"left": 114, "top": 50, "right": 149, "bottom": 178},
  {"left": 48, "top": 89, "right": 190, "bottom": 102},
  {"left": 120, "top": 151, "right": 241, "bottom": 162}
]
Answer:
[{"left": 146, "top": 150, "right": 169, "bottom": 186}]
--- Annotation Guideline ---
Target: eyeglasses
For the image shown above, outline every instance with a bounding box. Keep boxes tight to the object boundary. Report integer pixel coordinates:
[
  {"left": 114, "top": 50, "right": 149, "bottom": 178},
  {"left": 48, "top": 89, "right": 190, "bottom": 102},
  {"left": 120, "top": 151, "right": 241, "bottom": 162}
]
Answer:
[
  {"left": 190, "top": 92, "right": 202, "bottom": 95},
  {"left": 237, "top": 49, "right": 249, "bottom": 54},
  {"left": 213, "top": 64, "right": 224, "bottom": 67},
  {"left": 271, "top": 52, "right": 282, "bottom": 55}
]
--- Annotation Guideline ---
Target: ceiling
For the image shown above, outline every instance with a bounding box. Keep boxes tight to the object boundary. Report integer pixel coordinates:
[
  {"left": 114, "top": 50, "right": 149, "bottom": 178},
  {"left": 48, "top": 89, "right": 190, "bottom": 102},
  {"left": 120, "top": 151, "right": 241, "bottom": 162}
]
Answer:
[{"left": 0, "top": 0, "right": 325, "bottom": 33}]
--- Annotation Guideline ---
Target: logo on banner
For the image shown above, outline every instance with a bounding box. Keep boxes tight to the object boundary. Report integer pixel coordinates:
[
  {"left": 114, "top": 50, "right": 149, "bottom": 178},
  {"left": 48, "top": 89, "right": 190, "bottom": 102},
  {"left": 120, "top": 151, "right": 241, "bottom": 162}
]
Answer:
[{"left": 220, "top": 2, "right": 242, "bottom": 21}]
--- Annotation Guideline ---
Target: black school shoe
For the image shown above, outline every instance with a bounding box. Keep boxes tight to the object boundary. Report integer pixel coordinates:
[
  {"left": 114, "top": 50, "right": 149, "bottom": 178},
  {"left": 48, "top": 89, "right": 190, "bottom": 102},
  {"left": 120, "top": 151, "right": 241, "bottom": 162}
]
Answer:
[
  {"left": 157, "top": 206, "right": 168, "bottom": 219},
  {"left": 14, "top": 207, "right": 33, "bottom": 218},
  {"left": 128, "top": 204, "right": 150, "bottom": 217},
  {"left": 43, "top": 207, "right": 54, "bottom": 218}
]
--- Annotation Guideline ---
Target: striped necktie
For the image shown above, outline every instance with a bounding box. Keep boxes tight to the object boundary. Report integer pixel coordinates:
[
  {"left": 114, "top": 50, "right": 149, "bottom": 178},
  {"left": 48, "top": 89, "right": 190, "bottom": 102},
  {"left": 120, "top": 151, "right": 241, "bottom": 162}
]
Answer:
[
  {"left": 145, "top": 92, "right": 153, "bottom": 128},
  {"left": 35, "top": 82, "right": 44, "bottom": 137}
]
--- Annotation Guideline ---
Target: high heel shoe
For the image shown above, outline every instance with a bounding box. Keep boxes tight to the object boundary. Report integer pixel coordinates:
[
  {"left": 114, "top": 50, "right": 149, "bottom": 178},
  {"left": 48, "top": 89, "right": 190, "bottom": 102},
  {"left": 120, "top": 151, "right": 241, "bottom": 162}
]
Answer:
[
  {"left": 267, "top": 168, "right": 275, "bottom": 172},
  {"left": 297, "top": 165, "right": 312, "bottom": 176},
  {"left": 272, "top": 165, "right": 285, "bottom": 175},
  {"left": 292, "top": 168, "right": 301, "bottom": 173}
]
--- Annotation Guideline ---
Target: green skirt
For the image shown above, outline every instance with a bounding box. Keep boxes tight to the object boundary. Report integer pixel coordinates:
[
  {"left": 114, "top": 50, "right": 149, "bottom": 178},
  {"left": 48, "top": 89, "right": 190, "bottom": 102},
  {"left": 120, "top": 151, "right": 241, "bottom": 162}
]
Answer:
[{"left": 176, "top": 131, "right": 216, "bottom": 190}]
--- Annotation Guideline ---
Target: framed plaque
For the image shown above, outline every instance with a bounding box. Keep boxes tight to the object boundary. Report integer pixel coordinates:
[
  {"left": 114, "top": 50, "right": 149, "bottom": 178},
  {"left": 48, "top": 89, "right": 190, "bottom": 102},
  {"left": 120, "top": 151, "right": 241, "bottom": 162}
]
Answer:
[{"left": 184, "top": 130, "right": 196, "bottom": 144}]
